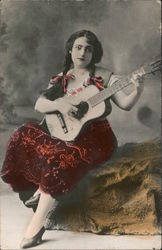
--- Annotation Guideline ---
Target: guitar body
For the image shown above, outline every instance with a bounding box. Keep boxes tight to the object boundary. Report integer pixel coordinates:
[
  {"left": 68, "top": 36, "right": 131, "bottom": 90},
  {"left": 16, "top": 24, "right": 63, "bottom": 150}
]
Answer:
[{"left": 45, "top": 85, "right": 106, "bottom": 141}]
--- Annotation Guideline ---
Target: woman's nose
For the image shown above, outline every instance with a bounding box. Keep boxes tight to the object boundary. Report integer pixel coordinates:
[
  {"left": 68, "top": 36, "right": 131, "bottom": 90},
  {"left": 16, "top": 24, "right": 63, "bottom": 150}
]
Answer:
[{"left": 79, "top": 48, "right": 86, "bottom": 57}]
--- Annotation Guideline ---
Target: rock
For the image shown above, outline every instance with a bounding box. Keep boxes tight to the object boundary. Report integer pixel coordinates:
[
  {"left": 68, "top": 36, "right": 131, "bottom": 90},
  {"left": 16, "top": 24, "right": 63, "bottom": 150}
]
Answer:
[{"left": 45, "top": 140, "right": 161, "bottom": 235}]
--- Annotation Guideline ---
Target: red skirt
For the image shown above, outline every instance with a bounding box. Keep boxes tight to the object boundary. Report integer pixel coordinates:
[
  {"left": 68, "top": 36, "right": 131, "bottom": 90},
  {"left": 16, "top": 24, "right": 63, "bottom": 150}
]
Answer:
[{"left": 1, "top": 119, "right": 116, "bottom": 198}]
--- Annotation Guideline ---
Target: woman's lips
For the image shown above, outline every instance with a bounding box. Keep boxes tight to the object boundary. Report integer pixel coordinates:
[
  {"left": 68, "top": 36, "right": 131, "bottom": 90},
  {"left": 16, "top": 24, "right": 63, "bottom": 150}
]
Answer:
[{"left": 78, "top": 58, "right": 85, "bottom": 61}]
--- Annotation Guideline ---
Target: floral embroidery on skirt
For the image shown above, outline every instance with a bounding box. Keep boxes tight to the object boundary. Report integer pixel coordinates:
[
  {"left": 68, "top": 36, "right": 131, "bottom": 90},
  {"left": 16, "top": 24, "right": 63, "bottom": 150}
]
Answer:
[{"left": 1, "top": 119, "right": 116, "bottom": 198}]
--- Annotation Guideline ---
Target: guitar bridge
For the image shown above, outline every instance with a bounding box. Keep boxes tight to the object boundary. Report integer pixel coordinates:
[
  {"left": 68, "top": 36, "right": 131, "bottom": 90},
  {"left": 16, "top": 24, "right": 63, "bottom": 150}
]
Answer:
[{"left": 57, "top": 112, "right": 68, "bottom": 134}]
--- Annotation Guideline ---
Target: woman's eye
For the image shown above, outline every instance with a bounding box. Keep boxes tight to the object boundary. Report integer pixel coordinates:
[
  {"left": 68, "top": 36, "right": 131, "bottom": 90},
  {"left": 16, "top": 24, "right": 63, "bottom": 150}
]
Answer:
[
  {"left": 86, "top": 47, "right": 92, "bottom": 53},
  {"left": 74, "top": 45, "right": 93, "bottom": 52},
  {"left": 76, "top": 45, "right": 82, "bottom": 50}
]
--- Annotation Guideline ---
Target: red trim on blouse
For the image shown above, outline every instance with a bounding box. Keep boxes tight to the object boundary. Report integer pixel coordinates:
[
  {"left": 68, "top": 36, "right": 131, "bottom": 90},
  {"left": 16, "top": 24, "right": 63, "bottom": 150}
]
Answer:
[{"left": 50, "top": 74, "right": 104, "bottom": 93}]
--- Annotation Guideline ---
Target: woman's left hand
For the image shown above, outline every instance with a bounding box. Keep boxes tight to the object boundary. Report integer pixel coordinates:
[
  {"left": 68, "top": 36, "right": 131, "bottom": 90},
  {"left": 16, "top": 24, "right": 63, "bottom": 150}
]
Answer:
[{"left": 131, "top": 72, "right": 145, "bottom": 94}]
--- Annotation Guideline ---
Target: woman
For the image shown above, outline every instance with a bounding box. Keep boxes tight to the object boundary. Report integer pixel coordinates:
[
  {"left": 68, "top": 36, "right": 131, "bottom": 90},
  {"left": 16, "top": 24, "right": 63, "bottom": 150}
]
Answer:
[{"left": 1, "top": 30, "right": 144, "bottom": 248}]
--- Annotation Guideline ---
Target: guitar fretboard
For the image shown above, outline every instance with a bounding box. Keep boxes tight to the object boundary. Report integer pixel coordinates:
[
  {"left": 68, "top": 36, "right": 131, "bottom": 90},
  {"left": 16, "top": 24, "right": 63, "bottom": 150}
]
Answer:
[{"left": 88, "top": 67, "right": 145, "bottom": 107}]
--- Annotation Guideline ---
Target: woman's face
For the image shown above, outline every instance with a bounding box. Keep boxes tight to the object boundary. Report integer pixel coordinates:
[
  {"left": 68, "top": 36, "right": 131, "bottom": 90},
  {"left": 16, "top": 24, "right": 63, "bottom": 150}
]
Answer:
[{"left": 71, "top": 36, "right": 93, "bottom": 69}]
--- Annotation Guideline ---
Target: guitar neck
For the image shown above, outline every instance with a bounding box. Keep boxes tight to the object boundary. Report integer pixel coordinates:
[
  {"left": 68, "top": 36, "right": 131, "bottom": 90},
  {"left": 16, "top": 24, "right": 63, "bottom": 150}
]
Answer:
[{"left": 88, "top": 66, "right": 145, "bottom": 107}]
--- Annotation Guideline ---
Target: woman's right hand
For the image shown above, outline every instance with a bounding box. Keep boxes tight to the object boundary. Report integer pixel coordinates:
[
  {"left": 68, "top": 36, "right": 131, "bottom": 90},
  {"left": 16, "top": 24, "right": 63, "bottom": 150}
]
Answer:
[{"left": 68, "top": 101, "right": 89, "bottom": 120}]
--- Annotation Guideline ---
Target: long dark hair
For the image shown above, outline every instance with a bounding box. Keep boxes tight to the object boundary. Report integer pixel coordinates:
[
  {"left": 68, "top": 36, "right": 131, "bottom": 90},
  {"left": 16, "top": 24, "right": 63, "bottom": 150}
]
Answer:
[
  {"left": 63, "top": 30, "right": 103, "bottom": 77},
  {"left": 41, "top": 30, "right": 103, "bottom": 100}
]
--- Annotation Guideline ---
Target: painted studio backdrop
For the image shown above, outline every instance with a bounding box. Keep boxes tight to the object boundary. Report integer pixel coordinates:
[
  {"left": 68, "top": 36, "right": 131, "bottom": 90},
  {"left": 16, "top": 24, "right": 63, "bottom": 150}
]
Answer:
[
  {"left": 0, "top": 0, "right": 161, "bottom": 249},
  {"left": 0, "top": 0, "right": 161, "bottom": 146}
]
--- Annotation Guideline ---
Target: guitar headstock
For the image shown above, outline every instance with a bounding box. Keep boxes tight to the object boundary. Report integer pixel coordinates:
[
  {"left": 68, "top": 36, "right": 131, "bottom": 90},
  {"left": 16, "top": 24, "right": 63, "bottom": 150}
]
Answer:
[{"left": 142, "top": 56, "right": 162, "bottom": 76}]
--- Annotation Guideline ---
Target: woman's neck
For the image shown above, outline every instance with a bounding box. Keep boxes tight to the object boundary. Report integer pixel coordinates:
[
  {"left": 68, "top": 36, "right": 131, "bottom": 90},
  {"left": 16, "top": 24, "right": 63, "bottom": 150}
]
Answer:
[
  {"left": 70, "top": 67, "right": 90, "bottom": 79},
  {"left": 66, "top": 67, "right": 90, "bottom": 88}
]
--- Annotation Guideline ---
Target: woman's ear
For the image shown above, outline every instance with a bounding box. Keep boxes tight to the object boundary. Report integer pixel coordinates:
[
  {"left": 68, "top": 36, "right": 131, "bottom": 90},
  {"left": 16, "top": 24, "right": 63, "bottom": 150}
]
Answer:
[{"left": 69, "top": 50, "right": 72, "bottom": 54}]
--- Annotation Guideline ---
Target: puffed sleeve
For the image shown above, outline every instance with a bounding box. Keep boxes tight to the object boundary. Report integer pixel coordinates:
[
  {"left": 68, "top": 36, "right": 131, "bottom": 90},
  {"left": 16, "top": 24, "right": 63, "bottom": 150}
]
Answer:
[{"left": 108, "top": 74, "right": 123, "bottom": 86}]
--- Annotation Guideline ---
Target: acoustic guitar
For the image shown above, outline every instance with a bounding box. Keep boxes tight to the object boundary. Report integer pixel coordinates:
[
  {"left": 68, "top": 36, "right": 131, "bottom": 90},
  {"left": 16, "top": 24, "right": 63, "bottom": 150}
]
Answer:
[{"left": 45, "top": 57, "right": 161, "bottom": 141}]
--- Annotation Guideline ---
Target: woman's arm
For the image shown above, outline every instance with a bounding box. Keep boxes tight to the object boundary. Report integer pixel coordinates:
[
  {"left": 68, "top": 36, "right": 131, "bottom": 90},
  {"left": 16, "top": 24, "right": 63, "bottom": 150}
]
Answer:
[
  {"left": 35, "top": 74, "right": 65, "bottom": 114},
  {"left": 35, "top": 81, "right": 62, "bottom": 113},
  {"left": 110, "top": 73, "right": 144, "bottom": 111},
  {"left": 34, "top": 95, "right": 60, "bottom": 114}
]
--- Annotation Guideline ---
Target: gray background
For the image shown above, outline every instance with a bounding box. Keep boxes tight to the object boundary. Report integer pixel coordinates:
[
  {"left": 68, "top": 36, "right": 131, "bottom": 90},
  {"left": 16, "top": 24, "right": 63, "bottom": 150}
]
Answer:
[
  {"left": 0, "top": 2, "right": 161, "bottom": 249},
  {"left": 0, "top": 0, "right": 161, "bottom": 144}
]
